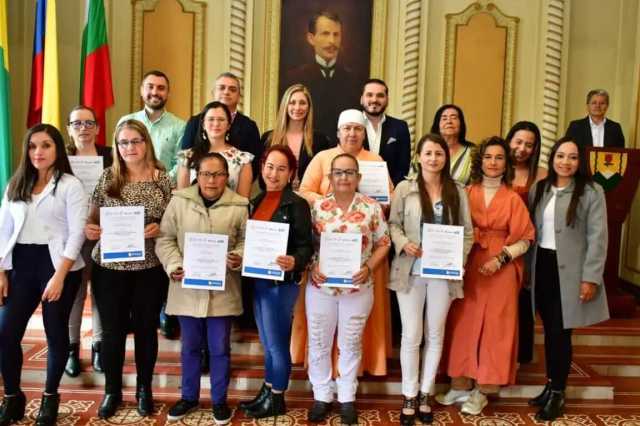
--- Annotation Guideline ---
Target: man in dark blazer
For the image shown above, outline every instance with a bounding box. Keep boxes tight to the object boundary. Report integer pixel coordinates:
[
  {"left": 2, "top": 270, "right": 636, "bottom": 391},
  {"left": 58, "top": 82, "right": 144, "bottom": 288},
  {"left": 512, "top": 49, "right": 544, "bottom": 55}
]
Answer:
[
  {"left": 360, "top": 79, "right": 411, "bottom": 186},
  {"left": 565, "top": 89, "right": 625, "bottom": 173},
  {"left": 283, "top": 11, "right": 360, "bottom": 144},
  {"left": 181, "top": 72, "right": 262, "bottom": 178}
]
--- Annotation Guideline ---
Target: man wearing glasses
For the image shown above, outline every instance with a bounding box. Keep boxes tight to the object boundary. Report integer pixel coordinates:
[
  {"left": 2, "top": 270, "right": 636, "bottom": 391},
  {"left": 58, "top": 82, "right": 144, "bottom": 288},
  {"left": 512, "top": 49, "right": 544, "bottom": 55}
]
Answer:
[{"left": 117, "top": 70, "right": 186, "bottom": 178}]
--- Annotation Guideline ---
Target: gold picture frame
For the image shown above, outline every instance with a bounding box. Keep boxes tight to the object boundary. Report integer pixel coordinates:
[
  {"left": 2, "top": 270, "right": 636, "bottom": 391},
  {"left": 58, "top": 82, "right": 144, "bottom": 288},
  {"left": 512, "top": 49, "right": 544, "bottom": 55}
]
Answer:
[{"left": 259, "top": 0, "right": 387, "bottom": 131}]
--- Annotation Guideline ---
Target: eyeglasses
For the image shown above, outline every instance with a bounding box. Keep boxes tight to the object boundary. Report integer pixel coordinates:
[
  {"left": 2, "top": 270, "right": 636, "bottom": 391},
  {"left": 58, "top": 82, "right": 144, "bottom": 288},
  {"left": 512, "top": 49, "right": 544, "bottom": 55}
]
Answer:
[
  {"left": 330, "top": 168, "right": 359, "bottom": 178},
  {"left": 198, "top": 171, "right": 229, "bottom": 179},
  {"left": 116, "top": 138, "right": 145, "bottom": 148},
  {"left": 68, "top": 120, "right": 97, "bottom": 130}
]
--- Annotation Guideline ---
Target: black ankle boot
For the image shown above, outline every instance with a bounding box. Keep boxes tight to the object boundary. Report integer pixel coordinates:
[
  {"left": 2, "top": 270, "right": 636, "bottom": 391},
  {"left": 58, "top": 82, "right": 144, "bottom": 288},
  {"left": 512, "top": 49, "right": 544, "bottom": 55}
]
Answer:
[
  {"left": 246, "top": 390, "right": 286, "bottom": 419},
  {"left": 92, "top": 342, "right": 104, "bottom": 373},
  {"left": 535, "top": 390, "right": 565, "bottom": 421},
  {"left": 239, "top": 383, "right": 270, "bottom": 412},
  {"left": 528, "top": 381, "right": 552, "bottom": 406},
  {"left": 136, "top": 386, "right": 154, "bottom": 417},
  {"left": 35, "top": 394, "right": 60, "bottom": 426},
  {"left": 64, "top": 343, "right": 81, "bottom": 377},
  {"left": 98, "top": 393, "right": 122, "bottom": 419},
  {"left": 0, "top": 391, "right": 26, "bottom": 426}
]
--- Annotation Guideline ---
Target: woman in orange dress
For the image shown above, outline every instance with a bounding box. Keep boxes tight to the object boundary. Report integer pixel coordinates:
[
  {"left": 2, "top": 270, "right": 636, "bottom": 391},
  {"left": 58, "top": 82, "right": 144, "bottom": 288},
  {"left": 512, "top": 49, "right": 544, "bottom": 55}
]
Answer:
[
  {"left": 437, "top": 137, "right": 535, "bottom": 415},
  {"left": 291, "top": 109, "right": 394, "bottom": 377},
  {"left": 506, "top": 121, "right": 545, "bottom": 364}
]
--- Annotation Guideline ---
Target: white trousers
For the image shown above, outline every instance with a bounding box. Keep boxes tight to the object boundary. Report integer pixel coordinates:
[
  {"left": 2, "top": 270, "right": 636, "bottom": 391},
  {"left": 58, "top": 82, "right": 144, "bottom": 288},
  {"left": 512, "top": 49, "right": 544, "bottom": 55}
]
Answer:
[
  {"left": 305, "top": 284, "right": 374, "bottom": 403},
  {"left": 396, "top": 276, "right": 452, "bottom": 397}
]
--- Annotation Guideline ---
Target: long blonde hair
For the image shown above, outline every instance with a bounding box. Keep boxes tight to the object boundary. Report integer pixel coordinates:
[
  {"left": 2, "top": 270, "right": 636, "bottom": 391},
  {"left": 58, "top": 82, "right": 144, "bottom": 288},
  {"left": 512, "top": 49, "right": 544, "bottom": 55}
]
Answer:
[
  {"left": 107, "top": 119, "right": 165, "bottom": 199},
  {"left": 269, "top": 84, "right": 314, "bottom": 156}
]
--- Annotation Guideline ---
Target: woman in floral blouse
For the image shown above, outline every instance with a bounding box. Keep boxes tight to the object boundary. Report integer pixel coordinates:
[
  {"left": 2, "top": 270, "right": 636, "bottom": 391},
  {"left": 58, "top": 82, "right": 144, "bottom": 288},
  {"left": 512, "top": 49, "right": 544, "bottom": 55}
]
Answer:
[
  {"left": 176, "top": 101, "right": 253, "bottom": 198},
  {"left": 306, "top": 153, "right": 391, "bottom": 425}
]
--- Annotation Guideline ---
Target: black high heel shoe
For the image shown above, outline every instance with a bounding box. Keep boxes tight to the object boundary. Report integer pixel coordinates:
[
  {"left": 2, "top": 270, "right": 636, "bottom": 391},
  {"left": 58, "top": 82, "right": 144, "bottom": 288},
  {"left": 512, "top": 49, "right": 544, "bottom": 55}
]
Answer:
[
  {"left": 98, "top": 393, "right": 122, "bottom": 419},
  {"left": 418, "top": 392, "right": 434, "bottom": 424},
  {"left": 0, "top": 391, "right": 26, "bottom": 426},
  {"left": 238, "top": 383, "right": 269, "bottom": 412},
  {"left": 136, "top": 386, "right": 154, "bottom": 417},
  {"left": 535, "top": 390, "right": 565, "bottom": 421},
  {"left": 35, "top": 393, "right": 60, "bottom": 426},
  {"left": 399, "top": 396, "right": 416, "bottom": 426},
  {"left": 528, "top": 381, "right": 552, "bottom": 407}
]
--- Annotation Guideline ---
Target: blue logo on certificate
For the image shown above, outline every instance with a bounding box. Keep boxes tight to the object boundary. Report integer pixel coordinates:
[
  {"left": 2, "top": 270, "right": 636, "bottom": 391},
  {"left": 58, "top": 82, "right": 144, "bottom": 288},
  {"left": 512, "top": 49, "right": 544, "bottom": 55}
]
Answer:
[{"left": 183, "top": 278, "right": 224, "bottom": 289}]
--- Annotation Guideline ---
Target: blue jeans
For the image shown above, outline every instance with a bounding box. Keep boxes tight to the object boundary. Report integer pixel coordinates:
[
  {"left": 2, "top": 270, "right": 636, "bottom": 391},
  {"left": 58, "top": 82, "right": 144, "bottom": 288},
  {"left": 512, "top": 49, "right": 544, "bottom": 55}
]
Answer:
[
  {"left": 253, "top": 279, "right": 299, "bottom": 391},
  {"left": 0, "top": 244, "right": 81, "bottom": 395},
  {"left": 178, "top": 316, "right": 232, "bottom": 404}
]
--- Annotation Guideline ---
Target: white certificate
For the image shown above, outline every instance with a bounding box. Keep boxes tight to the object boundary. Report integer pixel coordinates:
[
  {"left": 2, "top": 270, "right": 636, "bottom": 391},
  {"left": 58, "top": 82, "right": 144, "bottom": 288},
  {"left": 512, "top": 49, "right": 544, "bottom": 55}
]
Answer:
[
  {"left": 358, "top": 160, "right": 390, "bottom": 204},
  {"left": 182, "top": 232, "right": 229, "bottom": 291},
  {"left": 242, "top": 220, "right": 290, "bottom": 281},
  {"left": 420, "top": 223, "right": 464, "bottom": 280},
  {"left": 100, "top": 206, "right": 145, "bottom": 263},
  {"left": 69, "top": 155, "right": 103, "bottom": 196},
  {"left": 319, "top": 232, "right": 362, "bottom": 288}
]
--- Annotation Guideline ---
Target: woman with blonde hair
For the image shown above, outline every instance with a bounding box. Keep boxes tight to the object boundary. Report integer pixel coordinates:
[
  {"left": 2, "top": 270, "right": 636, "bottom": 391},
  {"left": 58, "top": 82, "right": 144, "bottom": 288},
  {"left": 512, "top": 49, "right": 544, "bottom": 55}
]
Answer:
[
  {"left": 261, "top": 84, "right": 331, "bottom": 190},
  {"left": 86, "top": 119, "right": 172, "bottom": 419}
]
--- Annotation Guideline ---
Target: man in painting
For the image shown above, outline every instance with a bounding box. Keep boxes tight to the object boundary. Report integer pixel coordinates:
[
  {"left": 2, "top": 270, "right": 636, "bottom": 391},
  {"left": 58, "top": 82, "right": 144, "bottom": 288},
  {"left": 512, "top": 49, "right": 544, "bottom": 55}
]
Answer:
[{"left": 284, "top": 10, "right": 361, "bottom": 144}]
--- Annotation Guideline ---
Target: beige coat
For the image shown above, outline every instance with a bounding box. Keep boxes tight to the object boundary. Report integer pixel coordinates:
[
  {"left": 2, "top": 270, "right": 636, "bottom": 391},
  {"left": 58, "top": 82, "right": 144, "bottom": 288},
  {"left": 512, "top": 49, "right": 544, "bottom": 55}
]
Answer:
[
  {"left": 388, "top": 177, "right": 474, "bottom": 297},
  {"left": 155, "top": 185, "right": 248, "bottom": 318}
]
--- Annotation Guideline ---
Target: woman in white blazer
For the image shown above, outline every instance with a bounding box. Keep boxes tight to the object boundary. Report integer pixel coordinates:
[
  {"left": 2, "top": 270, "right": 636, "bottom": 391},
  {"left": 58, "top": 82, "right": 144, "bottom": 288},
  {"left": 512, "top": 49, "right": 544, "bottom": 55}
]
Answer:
[{"left": 0, "top": 124, "right": 88, "bottom": 426}]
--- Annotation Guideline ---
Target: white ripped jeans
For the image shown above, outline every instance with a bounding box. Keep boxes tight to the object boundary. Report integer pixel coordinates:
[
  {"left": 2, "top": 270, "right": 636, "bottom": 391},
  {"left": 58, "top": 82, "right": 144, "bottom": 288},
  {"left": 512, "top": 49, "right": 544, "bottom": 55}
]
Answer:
[
  {"left": 396, "top": 276, "right": 452, "bottom": 397},
  {"left": 305, "top": 284, "right": 374, "bottom": 403}
]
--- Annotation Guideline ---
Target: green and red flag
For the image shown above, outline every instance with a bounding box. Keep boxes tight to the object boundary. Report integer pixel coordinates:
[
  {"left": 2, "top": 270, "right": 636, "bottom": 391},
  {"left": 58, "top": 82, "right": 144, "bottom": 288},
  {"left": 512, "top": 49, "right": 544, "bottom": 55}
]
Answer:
[{"left": 80, "top": 0, "right": 114, "bottom": 146}]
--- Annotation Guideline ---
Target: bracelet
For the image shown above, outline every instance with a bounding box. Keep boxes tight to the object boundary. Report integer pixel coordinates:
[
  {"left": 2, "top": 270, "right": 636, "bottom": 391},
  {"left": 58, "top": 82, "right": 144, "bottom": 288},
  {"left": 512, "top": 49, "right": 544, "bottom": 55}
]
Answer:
[{"left": 495, "top": 249, "right": 512, "bottom": 267}]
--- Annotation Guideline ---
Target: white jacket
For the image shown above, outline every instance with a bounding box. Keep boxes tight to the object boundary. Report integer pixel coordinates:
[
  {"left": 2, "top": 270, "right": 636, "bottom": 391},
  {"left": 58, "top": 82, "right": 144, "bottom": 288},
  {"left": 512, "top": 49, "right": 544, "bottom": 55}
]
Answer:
[{"left": 0, "top": 173, "right": 88, "bottom": 271}]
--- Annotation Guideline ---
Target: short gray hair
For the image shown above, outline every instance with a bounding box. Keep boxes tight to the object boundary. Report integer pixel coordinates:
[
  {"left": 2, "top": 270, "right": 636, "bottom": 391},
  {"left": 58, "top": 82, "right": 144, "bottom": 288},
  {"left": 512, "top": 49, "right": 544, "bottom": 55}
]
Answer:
[{"left": 586, "top": 89, "right": 609, "bottom": 104}]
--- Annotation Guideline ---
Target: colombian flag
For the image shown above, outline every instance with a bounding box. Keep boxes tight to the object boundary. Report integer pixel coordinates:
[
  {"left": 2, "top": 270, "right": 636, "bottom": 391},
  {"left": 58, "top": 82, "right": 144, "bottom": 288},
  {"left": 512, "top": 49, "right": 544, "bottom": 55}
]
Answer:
[
  {"left": 80, "top": 0, "right": 114, "bottom": 146},
  {"left": 0, "top": 0, "right": 11, "bottom": 193},
  {"left": 27, "top": 0, "right": 60, "bottom": 130}
]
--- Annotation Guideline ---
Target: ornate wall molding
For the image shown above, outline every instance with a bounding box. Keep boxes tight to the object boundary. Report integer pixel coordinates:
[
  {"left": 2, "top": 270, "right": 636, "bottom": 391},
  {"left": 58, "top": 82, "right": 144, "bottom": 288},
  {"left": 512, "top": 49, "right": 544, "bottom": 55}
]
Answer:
[
  {"left": 399, "top": 0, "right": 422, "bottom": 141},
  {"left": 130, "top": 0, "right": 207, "bottom": 114},
  {"left": 443, "top": 1, "right": 519, "bottom": 136},
  {"left": 229, "top": 0, "right": 252, "bottom": 113},
  {"left": 538, "top": 0, "right": 566, "bottom": 166}
]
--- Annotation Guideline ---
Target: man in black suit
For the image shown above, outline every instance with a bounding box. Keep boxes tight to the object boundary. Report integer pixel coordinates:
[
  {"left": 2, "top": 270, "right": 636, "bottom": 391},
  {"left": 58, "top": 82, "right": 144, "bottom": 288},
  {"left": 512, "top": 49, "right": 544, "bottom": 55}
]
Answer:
[
  {"left": 565, "top": 89, "right": 625, "bottom": 174},
  {"left": 361, "top": 79, "right": 411, "bottom": 185},
  {"left": 284, "top": 11, "right": 360, "bottom": 144},
  {"left": 181, "top": 72, "right": 262, "bottom": 178}
]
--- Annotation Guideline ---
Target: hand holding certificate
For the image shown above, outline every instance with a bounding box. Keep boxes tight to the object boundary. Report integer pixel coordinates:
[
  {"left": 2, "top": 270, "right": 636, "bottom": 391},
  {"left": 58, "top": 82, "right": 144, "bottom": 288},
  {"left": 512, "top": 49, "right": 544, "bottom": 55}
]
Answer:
[
  {"left": 100, "top": 206, "right": 145, "bottom": 263},
  {"left": 357, "top": 161, "right": 390, "bottom": 204},
  {"left": 182, "top": 232, "right": 228, "bottom": 290},
  {"left": 420, "top": 223, "right": 464, "bottom": 280},
  {"left": 242, "top": 220, "right": 290, "bottom": 281},
  {"left": 318, "top": 232, "right": 362, "bottom": 288}
]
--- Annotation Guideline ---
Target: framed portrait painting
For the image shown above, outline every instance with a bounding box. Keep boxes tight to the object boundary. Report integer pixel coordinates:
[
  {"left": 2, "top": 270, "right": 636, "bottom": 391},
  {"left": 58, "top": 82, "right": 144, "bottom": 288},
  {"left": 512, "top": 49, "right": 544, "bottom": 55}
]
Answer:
[{"left": 260, "top": 0, "right": 386, "bottom": 141}]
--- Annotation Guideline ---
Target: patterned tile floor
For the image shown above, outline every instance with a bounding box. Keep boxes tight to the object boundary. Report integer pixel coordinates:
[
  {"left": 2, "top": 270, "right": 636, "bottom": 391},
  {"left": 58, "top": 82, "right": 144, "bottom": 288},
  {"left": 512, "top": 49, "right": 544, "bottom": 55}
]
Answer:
[{"left": 10, "top": 382, "right": 640, "bottom": 426}]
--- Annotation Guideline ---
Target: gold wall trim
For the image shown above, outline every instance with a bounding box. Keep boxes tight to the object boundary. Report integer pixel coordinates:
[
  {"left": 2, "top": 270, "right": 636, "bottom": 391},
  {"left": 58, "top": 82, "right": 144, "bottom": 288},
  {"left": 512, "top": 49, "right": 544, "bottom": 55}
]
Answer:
[
  {"left": 443, "top": 1, "right": 519, "bottom": 138},
  {"left": 131, "top": 0, "right": 207, "bottom": 114},
  {"left": 229, "top": 0, "right": 253, "bottom": 113},
  {"left": 260, "top": 0, "right": 387, "bottom": 132},
  {"left": 538, "top": 0, "right": 567, "bottom": 167},
  {"left": 400, "top": 0, "right": 423, "bottom": 141}
]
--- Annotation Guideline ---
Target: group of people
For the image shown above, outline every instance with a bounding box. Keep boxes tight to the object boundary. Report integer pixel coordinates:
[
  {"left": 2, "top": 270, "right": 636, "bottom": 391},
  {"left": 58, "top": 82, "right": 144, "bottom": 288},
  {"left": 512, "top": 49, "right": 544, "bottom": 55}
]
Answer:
[{"left": 0, "top": 63, "right": 617, "bottom": 426}]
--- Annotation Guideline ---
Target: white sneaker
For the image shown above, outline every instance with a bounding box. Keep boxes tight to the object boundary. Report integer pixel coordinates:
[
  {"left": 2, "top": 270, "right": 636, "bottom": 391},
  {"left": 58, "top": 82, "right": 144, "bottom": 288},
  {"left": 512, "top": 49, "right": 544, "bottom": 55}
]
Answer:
[
  {"left": 460, "top": 389, "right": 488, "bottom": 415},
  {"left": 435, "top": 388, "right": 471, "bottom": 406}
]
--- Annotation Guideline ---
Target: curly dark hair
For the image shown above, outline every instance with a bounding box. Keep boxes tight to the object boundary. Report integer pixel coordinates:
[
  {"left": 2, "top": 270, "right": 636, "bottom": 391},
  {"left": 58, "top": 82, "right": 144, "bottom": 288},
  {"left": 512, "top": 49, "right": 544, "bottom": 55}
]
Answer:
[{"left": 469, "top": 136, "right": 513, "bottom": 185}]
